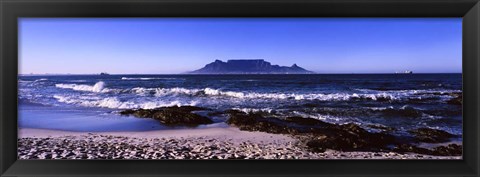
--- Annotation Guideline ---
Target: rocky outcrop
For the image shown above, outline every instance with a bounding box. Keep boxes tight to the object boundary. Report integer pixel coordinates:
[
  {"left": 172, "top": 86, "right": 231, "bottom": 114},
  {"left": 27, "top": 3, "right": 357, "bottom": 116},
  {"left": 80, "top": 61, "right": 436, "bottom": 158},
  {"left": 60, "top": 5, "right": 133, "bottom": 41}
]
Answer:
[
  {"left": 226, "top": 110, "right": 396, "bottom": 152},
  {"left": 408, "top": 128, "right": 456, "bottom": 143},
  {"left": 226, "top": 111, "right": 301, "bottom": 134},
  {"left": 225, "top": 110, "right": 461, "bottom": 156},
  {"left": 431, "top": 144, "right": 462, "bottom": 156},
  {"left": 120, "top": 107, "right": 461, "bottom": 156},
  {"left": 305, "top": 123, "right": 396, "bottom": 152},
  {"left": 120, "top": 106, "right": 213, "bottom": 126},
  {"left": 189, "top": 59, "right": 314, "bottom": 74},
  {"left": 393, "top": 144, "right": 462, "bottom": 156}
]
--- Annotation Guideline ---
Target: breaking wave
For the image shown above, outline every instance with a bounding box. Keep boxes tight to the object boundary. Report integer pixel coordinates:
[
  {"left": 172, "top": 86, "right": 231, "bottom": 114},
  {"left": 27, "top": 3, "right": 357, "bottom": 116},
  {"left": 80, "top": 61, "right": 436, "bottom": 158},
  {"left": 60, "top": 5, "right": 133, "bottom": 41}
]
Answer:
[
  {"left": 130, "top": 87, "right": 456, "bottom": 101},
  {"left": 53, "top": 95, "right": 197, "bottom": 109},
  {"left": 55, "top": 81, "right": 109, "bottom": 93},
  {"left": 53, "top": 81, "right": 461, "bottom": 103}
]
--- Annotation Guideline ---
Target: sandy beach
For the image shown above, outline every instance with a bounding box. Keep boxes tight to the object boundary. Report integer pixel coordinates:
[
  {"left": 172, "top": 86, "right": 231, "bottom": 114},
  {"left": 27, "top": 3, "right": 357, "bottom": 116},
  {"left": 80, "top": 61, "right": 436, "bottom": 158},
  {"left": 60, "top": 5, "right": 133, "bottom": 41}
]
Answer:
[{"left": 18, "top": 127, "right": 461, "bottom": 160}]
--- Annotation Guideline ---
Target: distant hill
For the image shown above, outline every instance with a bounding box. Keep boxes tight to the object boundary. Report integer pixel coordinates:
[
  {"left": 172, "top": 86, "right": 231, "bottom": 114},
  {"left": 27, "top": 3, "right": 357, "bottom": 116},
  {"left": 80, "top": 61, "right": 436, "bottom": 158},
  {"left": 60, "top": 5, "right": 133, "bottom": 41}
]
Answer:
[{"left": 189, "top": 59, "right": 314, "bottom": 74}]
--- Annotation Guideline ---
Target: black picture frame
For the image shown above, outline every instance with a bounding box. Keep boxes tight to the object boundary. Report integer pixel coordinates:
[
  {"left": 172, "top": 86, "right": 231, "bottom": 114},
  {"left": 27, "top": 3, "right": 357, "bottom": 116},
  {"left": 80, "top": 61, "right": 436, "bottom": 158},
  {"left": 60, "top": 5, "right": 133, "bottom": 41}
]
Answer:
[{"left": 1, "top": 0, "right": 479, "bottom": 176}]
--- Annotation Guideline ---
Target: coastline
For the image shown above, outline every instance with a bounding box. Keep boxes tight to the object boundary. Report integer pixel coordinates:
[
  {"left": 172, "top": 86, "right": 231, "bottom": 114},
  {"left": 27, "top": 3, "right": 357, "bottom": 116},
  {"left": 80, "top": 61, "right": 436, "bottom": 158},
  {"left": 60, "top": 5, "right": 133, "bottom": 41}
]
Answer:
[
  {"left": 19, "top": 127, "right": 295, "bottom": 144},
  {"left": 18, "top": 128, "right": 461, "bottom": 160}
]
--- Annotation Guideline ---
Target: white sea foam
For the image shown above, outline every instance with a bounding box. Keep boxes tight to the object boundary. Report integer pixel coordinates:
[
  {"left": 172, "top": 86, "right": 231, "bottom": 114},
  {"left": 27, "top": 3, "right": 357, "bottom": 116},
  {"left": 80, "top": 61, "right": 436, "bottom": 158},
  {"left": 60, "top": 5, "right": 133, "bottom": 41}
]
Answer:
[
  {"left": 55, "top": 83, "right": 460, "bottom": 102},
  {"left": 132, "top": 87, "right": 202, "bottom": 97},
  {"left": 232, "top": 107, "right": 274, "bottom": 114},
  {"left": 201, "top": 88, "right": 401, "bottom": 101},
  {"left": 131, "top": 87, "right": 153, "bottom": 95},
  {"left": 53, "top": 94, "right": 197, "bottom": 109},
  {"left": 368, "top": 106, "right": 394, "bottom": 111},
  {"left": 155, "top": 87, "right": 201, "bottom": 97},
  {"left": 129, "top": 87, "right": 407, "bottom": 101},
  {"left": 291, "top": 111, "right": 343, "bottom": 122},
  {"left": 55, "top": 81, "right": 109, "bottom": 93},
  {"left": 54, "top": 95, "right": 137, "bottom": 109}
]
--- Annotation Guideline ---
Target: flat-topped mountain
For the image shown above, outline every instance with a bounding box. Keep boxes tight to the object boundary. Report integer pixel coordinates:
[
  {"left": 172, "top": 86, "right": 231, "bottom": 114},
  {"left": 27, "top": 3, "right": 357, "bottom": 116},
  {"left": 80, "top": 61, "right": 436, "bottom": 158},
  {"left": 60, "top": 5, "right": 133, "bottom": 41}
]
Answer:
[{"left": 189, "top": 59, "right": 314, "bottom": 74}]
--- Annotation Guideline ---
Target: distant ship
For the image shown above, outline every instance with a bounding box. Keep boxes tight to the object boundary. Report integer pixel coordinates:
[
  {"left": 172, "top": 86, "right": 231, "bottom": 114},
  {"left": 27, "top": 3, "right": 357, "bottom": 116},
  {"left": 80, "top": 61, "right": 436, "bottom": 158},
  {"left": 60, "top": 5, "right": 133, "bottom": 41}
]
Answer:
[
  {"left": 395, "top": 70, "right": 413, "bottom": 74},
  {"left": 99, "top": 72, "right": 110, "bottom": 76}
]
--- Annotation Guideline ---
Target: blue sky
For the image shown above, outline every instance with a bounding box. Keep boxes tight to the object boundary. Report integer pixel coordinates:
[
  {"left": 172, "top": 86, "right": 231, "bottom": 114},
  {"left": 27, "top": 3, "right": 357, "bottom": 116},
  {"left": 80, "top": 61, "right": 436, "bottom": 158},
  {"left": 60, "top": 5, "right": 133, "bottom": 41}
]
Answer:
[{"left": 19, "top": 18, "right": 462, "bottom": 74}]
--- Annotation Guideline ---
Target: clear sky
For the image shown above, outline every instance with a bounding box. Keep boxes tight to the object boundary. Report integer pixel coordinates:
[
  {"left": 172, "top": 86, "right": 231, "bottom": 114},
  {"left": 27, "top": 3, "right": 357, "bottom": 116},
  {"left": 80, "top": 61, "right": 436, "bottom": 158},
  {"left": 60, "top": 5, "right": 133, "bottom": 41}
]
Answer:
[{"left": 19, "top": 18, "right": 462, "bottom": 74}]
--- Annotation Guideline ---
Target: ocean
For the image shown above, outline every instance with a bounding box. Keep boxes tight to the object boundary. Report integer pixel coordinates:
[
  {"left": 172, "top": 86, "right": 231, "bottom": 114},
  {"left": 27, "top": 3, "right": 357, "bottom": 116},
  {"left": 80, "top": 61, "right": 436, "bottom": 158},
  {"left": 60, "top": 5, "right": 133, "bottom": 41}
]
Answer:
[{"left": 18, "top": 74, "right": 462, "bottom": 136}]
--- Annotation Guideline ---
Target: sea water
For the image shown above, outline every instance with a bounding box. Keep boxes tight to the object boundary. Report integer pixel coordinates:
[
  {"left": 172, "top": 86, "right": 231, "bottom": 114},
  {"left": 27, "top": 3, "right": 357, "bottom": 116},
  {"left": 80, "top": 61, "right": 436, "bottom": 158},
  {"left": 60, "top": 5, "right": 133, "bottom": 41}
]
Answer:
[{"left": 18, "top": 74, "right": 462, "bottom": 135}]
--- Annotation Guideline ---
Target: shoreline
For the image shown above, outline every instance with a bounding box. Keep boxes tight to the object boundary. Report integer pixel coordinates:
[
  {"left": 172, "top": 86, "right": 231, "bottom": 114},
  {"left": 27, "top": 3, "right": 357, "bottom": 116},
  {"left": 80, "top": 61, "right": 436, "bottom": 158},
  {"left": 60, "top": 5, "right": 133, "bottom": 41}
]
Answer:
[
  {"left": 19, "top": 127, "right": 295, "bottom": 144},
  {"left": 18, "top": 128, "right": 461, "bottom": 160}
]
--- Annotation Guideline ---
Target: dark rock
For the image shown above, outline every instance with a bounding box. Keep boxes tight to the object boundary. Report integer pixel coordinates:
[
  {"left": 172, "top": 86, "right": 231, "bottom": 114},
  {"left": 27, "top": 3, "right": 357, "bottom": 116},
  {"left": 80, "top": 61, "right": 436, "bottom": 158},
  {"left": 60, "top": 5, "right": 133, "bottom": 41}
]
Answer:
[
  {"left": 393, "top": 144, "right": 462, "bottom": 156},
  {"left": 447, "top": 92, "right": 462, "bottom": 105},
  {"left": 119, "top": 109, "right": 136, "bottom": 115},
  {"left": 225, "top": 109, "right": 459, "bottom": 155},
  {"left": 120, "top": 106, "right": 213, "bottom": 126},
  {"left": 226, "top": 112, "right": 300, "bottom": 134},
  {"left": 207, "top": 111, "right": 225, "bottom": 117},
  {"left": 164, "top": 105, "right": 209, "bottom": 112},
  {"left": 375, "top": 96, "right": 392, "bottom": 102},
  {"left": 431, "top": 144, "right": 462, "bottom": 156},
  {"left": 306, "top": 138, "right": 328, "bottom": 153},
  {"left": 408, "top": 128, "right": 455, "bottom": 143},
  {"left": 133, "top": 109, "right": 155, "bottom": 118},
  {"left": 302, "top": 103, "right": 318, "bottom": 108},
  {"left": 366, "top": 124, "right": 396, "bottom": 132},
  {"left": 152, "top": 110, "right": 212, "bottom": 126},
  {"left": 306, "top": 123, "right": 396, "bottom": 152},
  {"left": 224, "top": 109, "right": 245, "bottom": 115},
  {"left": 189, "top": 59, "right": 314, "bottom": 74},
  {"left": 393, "top": 144, "right": 432, "bottom": 155},
  {"left": 226, "top": 111, "right": 396, "bottom": 152}
]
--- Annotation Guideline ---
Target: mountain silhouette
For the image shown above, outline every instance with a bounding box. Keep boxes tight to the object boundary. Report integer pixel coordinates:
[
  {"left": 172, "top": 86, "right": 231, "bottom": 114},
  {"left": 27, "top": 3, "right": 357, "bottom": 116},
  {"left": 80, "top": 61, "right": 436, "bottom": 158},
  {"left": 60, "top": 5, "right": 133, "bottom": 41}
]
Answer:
[{"left": 189, "top": 59, "right": 314, "bottom": 74}]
